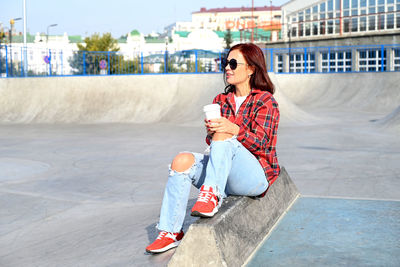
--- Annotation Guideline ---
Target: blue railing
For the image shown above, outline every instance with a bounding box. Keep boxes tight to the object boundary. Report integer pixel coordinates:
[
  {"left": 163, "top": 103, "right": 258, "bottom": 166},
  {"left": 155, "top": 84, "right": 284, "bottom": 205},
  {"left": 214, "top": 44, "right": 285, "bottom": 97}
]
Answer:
[{"left": 1, "top": 44, "right": 399, "bottom": 78}]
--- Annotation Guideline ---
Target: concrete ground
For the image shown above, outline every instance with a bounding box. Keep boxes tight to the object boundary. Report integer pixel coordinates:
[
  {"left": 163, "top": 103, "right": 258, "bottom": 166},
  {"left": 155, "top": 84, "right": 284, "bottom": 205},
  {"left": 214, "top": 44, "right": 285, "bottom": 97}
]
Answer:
[
  {"left": 247, "top": 197, "right": 400, "bottom": 266},
  {"left": 0, "top": 73, "right": 399, "bottom": 266}
]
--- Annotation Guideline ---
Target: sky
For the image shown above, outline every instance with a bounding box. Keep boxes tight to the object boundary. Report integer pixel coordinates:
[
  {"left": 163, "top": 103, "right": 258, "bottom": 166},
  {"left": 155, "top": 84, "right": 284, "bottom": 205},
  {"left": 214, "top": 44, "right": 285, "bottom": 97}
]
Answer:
[{"left": 1, "top": 0, "right": 289, "bottom": 38}]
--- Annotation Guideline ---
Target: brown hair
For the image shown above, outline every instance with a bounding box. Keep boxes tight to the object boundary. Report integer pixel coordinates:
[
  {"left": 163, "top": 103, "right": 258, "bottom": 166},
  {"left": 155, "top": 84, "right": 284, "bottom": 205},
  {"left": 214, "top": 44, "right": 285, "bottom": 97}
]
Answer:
[{"left": 224, "top": 43, "right": 275, "bottom": 94}]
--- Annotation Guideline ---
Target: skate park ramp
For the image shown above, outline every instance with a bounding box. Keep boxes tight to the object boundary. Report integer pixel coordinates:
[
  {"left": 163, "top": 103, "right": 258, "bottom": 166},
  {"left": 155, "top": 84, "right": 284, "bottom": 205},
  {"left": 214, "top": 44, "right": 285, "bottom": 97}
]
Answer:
[
  {"left": 0, "top": 74, "right": 318, "bottom": 126},
  {"left": 273, "top": 72, "right": 400, "bottom": 114},
  {"left": 0, "top": 72, "right": 399, "bottom": 266}
]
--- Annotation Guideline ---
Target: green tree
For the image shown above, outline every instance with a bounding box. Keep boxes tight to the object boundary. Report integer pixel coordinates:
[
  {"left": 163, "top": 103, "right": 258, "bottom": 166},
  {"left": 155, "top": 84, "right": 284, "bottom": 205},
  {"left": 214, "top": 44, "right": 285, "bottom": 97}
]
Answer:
[
  {"left": 224, "top": 29, "right": 233, "bottom": 50},
  {"left": 77, "top": 32, "right": 119, "bottom": 52},
  {"left": 69, "top": 32, "right": 120, "bottom": 75}
]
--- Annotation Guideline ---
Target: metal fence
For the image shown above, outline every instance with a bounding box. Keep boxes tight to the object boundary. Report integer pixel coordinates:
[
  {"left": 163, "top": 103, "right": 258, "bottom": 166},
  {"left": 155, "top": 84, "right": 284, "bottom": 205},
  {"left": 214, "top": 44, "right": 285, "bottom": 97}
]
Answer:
[
  {"left": 0, "top": 45, "right": 228, "bottom": 78},
  {"left": 269, "top": 44, "right": 400, "bottom": 74},
  {"left": 1, "top": 44, "right": 399, "bottom": 78}
]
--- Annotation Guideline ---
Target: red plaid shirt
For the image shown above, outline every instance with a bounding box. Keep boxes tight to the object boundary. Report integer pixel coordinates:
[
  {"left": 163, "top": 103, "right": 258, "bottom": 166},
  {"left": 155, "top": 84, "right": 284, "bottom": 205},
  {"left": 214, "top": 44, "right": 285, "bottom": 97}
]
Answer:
[{"left": 206, "top": 88, "right": 280, "bottom": 185}]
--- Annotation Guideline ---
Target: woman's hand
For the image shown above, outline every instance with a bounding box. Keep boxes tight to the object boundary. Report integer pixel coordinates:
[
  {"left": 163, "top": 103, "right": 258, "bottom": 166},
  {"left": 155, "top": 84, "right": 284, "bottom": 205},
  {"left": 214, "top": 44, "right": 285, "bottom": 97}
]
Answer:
[
  {"left": 206, "top": 117, "right": 240, "bottom": 136},
  {"left": 204, "top": 119, "right": 215, "bottom": 136}
]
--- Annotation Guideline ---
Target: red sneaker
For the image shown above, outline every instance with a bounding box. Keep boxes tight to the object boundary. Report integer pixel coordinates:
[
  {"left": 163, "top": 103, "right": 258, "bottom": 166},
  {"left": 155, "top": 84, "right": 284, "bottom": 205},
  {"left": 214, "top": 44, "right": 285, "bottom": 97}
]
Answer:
[
  {"left": 145, "top": 230, "right": 184, "bottom": 254},
  {"left": 191, "top": 185, "right": 219, "bottom": 218}
]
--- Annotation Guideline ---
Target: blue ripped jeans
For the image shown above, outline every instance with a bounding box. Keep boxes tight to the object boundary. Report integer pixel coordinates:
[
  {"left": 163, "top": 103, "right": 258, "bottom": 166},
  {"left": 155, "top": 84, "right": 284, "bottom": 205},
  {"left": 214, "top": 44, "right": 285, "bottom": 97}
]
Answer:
[{"left": 157, "top": 137, "right": 269, "bottom": 233}]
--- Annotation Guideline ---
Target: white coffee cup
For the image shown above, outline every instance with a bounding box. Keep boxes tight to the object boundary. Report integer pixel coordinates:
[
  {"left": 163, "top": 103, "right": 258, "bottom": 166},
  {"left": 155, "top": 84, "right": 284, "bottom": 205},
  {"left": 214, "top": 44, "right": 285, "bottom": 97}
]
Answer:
[{"left": 203, "top": 104, "right": 221, "bottom": 120}]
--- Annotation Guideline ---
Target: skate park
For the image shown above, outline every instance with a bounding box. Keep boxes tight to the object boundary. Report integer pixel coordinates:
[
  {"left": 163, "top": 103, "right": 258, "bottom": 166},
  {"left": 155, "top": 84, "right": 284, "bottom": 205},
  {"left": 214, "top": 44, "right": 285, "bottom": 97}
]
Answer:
[{"left": 0, "top": 72, "right": 399, "bottom": 266}]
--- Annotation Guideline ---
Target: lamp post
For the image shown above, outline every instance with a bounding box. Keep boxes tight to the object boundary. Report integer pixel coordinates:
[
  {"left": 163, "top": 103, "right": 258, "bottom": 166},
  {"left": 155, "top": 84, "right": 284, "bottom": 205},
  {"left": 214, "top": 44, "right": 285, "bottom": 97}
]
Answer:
[
  {"left": 270, "top": 0, "right": 273, "bottom": 26},
  {"left": 9, "top": 17, "right": 22, "bottom": 77},
  {"left": 269, "top": 0, "right": 273, "bottom": 41},
  {"left": 287, "top": 22, "right": 292, "bottom": 73},
  {"left": 251, "top": 0, "right": 254, "bottom": 43},
  {"left": 165, "top": 36, "right": 168, "bottom": 73},
  {"left": 46, "top": 23, "right": 58, "bottom": 44},
  {"left": 46, "top": 24, "right": 57, "bottom": 76},
  {"left": 23, "top": 0, "right": 28, "bottom": 76}
]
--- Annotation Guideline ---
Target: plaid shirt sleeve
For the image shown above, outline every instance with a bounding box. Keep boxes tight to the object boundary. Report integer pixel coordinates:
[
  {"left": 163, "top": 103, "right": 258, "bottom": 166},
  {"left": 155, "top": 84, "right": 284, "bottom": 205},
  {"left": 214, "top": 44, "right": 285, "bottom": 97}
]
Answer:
[{"left": 235, "top": 96, "right": 279, "bottom": 157}]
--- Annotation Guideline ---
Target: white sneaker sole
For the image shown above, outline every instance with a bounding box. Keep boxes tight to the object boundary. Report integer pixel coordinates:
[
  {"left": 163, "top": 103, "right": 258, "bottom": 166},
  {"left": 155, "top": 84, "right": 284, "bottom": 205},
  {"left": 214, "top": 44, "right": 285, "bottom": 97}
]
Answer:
[
  {"left": 146, "top": 240, "right": 181, "bottom": 254},
  {"left": 191, "top": 206, "right": 218, "bottom": 218}
]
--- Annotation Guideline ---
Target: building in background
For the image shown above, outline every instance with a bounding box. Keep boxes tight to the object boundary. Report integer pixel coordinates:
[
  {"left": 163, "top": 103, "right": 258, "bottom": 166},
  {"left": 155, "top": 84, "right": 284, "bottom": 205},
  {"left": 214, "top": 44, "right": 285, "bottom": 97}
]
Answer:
[
  {"left": 262, "top": 0, "right": 400, "bottom": 73},
  {"left": 281, "top": 0, "right": 399, "bottom": 42},
  {"left": 169, "top": 5, "right": 282, "bottom": 44}
]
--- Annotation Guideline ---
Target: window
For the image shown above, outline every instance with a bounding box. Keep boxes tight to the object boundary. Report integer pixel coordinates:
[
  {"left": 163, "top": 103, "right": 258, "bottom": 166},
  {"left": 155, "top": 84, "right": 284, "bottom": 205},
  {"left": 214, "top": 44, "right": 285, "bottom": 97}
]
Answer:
[
  {"left": 335, "top": 19, "right": 340, "bottom": 33},
  {"left": 289, "top": 52, "right": 315, "bottom": 73},
  {"left": 378, "top": 0, "right": 385, "bottom": 13},
  {"left": 360, "top": 16, "right": 367, "bottom": 30},
  {"left": 394, "top": 48, "right": 400, "bottom": 71},
  {"left": 361, "top": 0, "right": 367, "bottom": 7},
  {"left": 352, "top": 17, "right": 358, "bottom": 31},
  {"left": 306, "top": 8, "right": 311, "bottom": 21},
  {"left": 328, "top": 0, "right": 333, "bottom": 11},
  {"left": 344, "top": 18, "right": 351, "bottom": 32},
  {"left": 322, "top": 50, "right": 352, "bottom": 72},
  {"left": 328, "top": 0, "right": 334, "bottom": 18},
  {"left": 379, "top": 14, "right": 385, "bottom": 29},
  {"left": 277, "top": 54, "right": 283, "bottom": 73},
  {"left": 328, "top": 20, "right": 334, "bottom": 33},
  {"left": 299, "top": 11, "right": 304, "bottom": 22},
  {"left": 289, "top": 53, "right": 304, "bottom": 73},
  {"left": 344, "top": 0, "right": 350, "bottom": 9},
  {"left": 344, "top": 0, "right": 350, "bottom": 16},
  {"left": 305, "top": 23, "right": 311, "bottom": 35},
  {"left": 291, "top": 26, "right": 297, "bottom": 37},
  {"left": 361, "top": 0, "right": 367, "bottom": 15},
  {"left": 299, "top": 23, "right": 304, "bottom": 36},
  {"left": 320, "top": 2, "right": 326, "bottom": 20},
  {"left": 336, "top": 0, "right": 341, "bottom": 12},
  {"left": 369, "top": 0, "right": 376, "bottom": 14},
  {"left": 397, "top": 12, "right": 400, "bottom": 28},
  {"left": 320, "top": 20, "right": 326, "bottom": 34},
  {"left": 306, "top": 53, "right": 316, "bottom": 73},
  {"left": 359, "top": 48, "right": 386, "bottom": 72},
  {"left": 387, "top": 13, "right": 395, "bottom": 28},
  {"left": 313, "top": 22, "right": 319, "bottom": 35},
  {"left": 313, "top": 5, "right": 318, "bottom": 20},
  {"left": 369, "top": 15, "right": 376, "bottom": 30}
]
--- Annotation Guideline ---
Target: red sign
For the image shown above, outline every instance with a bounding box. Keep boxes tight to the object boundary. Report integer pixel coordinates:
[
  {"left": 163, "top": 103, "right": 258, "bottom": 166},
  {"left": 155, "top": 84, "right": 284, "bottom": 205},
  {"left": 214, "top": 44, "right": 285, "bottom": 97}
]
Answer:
[{"left": 225, "top": 20, "right": 281, "bottom": 30}]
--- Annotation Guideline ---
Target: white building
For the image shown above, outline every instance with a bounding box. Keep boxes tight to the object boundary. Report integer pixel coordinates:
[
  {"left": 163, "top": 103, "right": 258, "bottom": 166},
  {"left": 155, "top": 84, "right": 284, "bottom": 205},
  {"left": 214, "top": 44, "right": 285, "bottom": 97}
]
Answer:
[{"left": 281, "top": 0, "right": 400, "bottom": 41}]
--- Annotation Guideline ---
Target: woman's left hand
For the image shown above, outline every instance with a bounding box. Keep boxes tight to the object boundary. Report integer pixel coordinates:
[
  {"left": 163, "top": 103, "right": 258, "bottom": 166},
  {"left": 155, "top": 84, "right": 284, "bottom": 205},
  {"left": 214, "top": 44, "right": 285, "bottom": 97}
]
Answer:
[{"left": 206, "top": 117, "right": 240, "bottom": 136}]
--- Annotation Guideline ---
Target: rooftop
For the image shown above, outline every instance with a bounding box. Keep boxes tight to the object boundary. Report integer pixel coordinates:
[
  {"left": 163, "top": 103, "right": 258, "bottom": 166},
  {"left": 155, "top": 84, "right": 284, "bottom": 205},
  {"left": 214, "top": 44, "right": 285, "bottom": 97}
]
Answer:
[{"left": 193, "top": 6, "right": 281, "bottom": 14}]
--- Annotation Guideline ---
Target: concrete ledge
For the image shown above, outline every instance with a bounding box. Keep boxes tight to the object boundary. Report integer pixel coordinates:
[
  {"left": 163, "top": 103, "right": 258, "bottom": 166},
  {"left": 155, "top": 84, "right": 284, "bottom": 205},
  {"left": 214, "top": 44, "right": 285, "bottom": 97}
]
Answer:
[{"left": 168, "top": 167, "right": 299, "bottom": 267}]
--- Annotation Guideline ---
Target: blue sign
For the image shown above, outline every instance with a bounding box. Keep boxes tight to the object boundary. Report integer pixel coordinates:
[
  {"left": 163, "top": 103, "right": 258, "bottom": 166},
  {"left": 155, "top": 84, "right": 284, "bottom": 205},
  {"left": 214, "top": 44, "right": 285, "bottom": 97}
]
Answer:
[
  {"left": 43, "top": 56, "right": 50, "bottom": 64},
  {"left": 100, "top": 59, "right": 107, "bottom": 69}
]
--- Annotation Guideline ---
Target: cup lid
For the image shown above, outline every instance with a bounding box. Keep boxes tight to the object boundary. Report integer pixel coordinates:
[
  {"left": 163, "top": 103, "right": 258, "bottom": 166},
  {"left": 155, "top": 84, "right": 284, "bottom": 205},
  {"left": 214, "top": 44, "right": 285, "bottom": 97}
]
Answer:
[{"left": 203, "top": 104, "right": 220, "bottom": 112}]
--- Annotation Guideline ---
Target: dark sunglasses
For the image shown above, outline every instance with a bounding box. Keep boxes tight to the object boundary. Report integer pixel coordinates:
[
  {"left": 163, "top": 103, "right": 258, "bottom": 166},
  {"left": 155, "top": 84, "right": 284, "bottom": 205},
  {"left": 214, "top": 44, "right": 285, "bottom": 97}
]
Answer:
[{"left": 222, "top": 58, "right": 246, "bottom": 70}]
